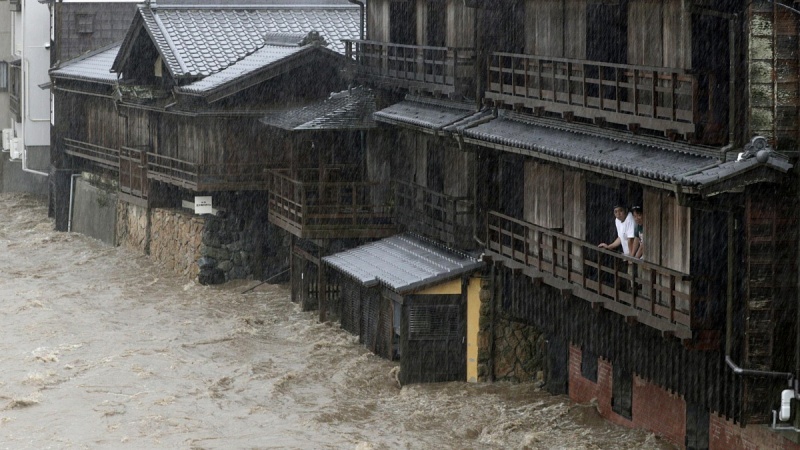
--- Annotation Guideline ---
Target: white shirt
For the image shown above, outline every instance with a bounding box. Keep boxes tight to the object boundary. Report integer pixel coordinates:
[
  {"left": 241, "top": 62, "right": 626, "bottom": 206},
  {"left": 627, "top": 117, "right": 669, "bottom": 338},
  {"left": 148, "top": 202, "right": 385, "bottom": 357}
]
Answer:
[{"left": 616, "top": 212, "right": 635, "bottom": 255}]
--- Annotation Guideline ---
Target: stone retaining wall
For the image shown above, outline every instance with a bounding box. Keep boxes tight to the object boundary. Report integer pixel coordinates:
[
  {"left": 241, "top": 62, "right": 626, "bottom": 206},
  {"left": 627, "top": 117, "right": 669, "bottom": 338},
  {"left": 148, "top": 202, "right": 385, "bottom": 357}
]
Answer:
[
  {"left": 116, "top": 201, "right": 149, "bottom": 254},
  {"left": 477, "top": 276, "right": 546, "bottom": 383},
  {"left": 150, "top": 208, "right": 205, "bottom": 279}
]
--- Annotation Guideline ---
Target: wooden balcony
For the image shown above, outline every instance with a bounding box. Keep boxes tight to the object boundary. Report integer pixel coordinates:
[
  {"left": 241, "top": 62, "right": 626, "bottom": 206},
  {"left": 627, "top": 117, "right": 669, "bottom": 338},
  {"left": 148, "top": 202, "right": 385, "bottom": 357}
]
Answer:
[
  {"left": 344, "top": 39, "right": 475, "bottom": 98},
  {"left": 146, "top": 153, "right": 272, "bottom": 191},
  {"left": 63, "top": 138, "right": 119, "bottom": 170},
  {"left": 394, "top": 180, "right": 474, "bottom": 249},
  {"left": 486, "top": 211, "right": 699, "bottom": 339},
  {"left": 266, "top": 167, "right": 395, "bottom": 239},
  {"left": 486, "top": 53, "right": 722, "bottom": 141}
]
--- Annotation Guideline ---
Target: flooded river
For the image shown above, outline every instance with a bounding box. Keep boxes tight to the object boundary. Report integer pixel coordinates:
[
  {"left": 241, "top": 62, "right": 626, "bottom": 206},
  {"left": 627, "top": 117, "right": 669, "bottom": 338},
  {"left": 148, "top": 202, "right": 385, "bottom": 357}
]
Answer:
[{"left": 0, "top": 193, "right": 675, "bottom": 449}]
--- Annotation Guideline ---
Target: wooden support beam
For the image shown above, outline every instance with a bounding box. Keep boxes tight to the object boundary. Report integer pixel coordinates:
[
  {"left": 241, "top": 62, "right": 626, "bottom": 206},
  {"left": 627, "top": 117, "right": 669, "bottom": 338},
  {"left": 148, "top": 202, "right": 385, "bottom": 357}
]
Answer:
[
  {"left": 563, "top": 111, "right": 574, "bottom": 122},
  {"left": 628, "top": 123, "right": 641, "bottom": 134},
  {"left": 593, "top": 117, "right": 606, "bottom": 128},
  {"left": 560, "top": 288, "right": 572, "bottom": 301},
  {"left": 533, "top": 106, "right": 545, "bottom": 117}
]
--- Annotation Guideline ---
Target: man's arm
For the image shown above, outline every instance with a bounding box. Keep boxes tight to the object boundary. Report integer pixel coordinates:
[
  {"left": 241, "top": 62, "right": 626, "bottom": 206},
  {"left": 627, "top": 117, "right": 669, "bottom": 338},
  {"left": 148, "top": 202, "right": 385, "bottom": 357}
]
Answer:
[{"left": 599, "top": 237, "right": 621, "bottom": 250}]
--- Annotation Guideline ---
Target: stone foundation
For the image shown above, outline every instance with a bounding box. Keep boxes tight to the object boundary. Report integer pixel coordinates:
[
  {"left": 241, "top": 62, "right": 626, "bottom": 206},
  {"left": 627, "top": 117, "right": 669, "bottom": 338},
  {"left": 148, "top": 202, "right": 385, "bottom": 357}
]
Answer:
[
  {"left": 115, "top": 197, "right": 289, "bottom": 283},
  {"left": 477, "top": 275, "right": 546, "bottom": 383},
  {"left": 150, "top": 208, "right": 205, "bottom": 279},
  {"left": 116, "top": 201, "right": 149, "bottom": 254}
]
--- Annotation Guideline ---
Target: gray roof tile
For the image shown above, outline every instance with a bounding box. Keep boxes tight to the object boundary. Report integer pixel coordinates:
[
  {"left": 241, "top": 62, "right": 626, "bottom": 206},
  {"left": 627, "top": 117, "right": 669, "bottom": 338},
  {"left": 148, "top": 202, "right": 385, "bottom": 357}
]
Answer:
[
  {"left": 138, "top": 4, "right": 358, "bottom": 79},
  {"left": 50, "top": 43, "right": 120, "bottom": 84},
  {"left": 322, "top": 233, "right": 483, "bottom": 294},
  {"left": 462, "top": 110, "right": 718, "bottom": 185},
  {"left": 374, "top": 98, "right": 475, "bottom": 131},
  {"left": 259, "top": 87, "right": 376, "bottom": 130}
]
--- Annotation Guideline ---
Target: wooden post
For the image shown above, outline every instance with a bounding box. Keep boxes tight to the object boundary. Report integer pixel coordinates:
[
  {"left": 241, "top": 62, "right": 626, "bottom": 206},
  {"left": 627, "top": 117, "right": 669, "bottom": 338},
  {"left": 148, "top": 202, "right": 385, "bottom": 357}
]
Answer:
[{"left": 318, "top": 247, "right": 327, "bottom": 323}]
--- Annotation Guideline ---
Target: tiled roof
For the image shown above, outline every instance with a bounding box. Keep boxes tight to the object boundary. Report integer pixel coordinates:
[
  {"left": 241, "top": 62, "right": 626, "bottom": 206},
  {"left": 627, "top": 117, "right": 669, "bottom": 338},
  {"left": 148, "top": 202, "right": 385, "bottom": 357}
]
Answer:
[
  {"left": 461, "top": 110, "right": 720, "bottom": 185},
  {"left": 322, "top": 234, "right": 483, "bottom": 294},
  {"left": 682, "top": 152, "right": 793, "bottom": 186},
  {"left": 177, "top": 43, "right": 312, "bottom": 95},
  {"left": 50, "top": 43, "right": 121, "bottom": 84},
  {"left": 132, "top": 4, "right": 358, "bottom": 79},
  {"left": 373, "top": 97, "right": 476, "bottom": 132},
  {"left": 258, "top": 87, "right": 376, "bottom": 130}
]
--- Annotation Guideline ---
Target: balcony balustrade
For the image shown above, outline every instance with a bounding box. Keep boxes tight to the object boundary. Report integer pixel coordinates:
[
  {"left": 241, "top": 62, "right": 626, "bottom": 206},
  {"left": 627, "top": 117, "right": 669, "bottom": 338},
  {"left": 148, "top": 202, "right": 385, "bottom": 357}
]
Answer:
[
  {"left": 266, "top": 167, "right": 395, "bottom": 239},
  {"left": 63, "top": 138, "right": 119, "bottom": 170},
  {"left": 344, "top": 39, "right": 475, "bottom": 97},
  {"left": 146, "top": 153, "right": 272, "bottom": 191},
  {"left": 394, "top": 180, "right": 474, "bottom": 249},
  {"left": 486, "top": 53, "right": 721, "bottom": 141},
  {"left": 487, "top": 211, "right": 698, "bottom": 339}
]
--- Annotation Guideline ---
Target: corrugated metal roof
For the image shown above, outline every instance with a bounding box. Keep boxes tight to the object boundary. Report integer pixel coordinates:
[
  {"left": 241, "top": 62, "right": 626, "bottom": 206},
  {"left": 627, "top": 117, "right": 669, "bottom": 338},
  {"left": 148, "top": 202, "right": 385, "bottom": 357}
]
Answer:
[
  {"left": 461, "top": 111, "right": 718, "bottom": 185},
  {"left": 129, "top": 4, "right": 358, "bottom": 79},
  {"left": 259, "top": 87, "right": 376, "bottom": 130},
  {"left": 50, "top": 43, "right": 121, "bottom": 84},
  {"left": 374, "top": 98, "right": 476, "bottom": 132},
  {"left": 322, "top": 234, "right": 483, "bottom": 294}
]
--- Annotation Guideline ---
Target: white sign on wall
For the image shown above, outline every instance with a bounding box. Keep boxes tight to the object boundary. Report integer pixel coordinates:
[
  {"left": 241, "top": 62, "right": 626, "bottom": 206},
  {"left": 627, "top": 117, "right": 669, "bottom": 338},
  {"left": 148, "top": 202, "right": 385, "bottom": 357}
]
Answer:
[{"left": 195, "top": 196, "right": 212, "bottom": 215}]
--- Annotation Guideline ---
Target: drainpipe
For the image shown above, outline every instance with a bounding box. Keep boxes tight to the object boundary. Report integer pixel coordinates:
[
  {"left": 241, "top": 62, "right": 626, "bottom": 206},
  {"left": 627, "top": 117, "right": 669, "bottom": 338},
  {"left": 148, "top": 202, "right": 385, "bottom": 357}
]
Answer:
[
  {"left": 67, "top": 173, "right": 81, "bottom": 232},
  {"left": 22, "top": 148, "right": 49, "bottom": 177},
  {"left": 347, "top": 0, "right": 365, "bottom": 41}
]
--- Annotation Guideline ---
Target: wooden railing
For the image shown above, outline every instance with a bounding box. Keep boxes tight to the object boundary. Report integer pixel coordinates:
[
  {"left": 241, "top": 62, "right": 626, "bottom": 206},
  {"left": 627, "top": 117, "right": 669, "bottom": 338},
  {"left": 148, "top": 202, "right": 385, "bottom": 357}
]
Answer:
[
  {"left": 486, "top": 53, "right": 718, "bottom": 140},
  {"left": 487, "top": 211, "right": 694, "bottom": 335},
  {"left": 63, "top": 138, "right": 119, "bottom": 169},
  {"left": 394, "top": 180, "right": 474, "bottom": 249},
  {"left": 146, "top": 153, "right": 272, "bottom": 191},
  {"left": 266, "top": 168, "right": 395, "bottom": 239},
  {"left": 344, "top": 39, "right": 475, "bottom": 97}
]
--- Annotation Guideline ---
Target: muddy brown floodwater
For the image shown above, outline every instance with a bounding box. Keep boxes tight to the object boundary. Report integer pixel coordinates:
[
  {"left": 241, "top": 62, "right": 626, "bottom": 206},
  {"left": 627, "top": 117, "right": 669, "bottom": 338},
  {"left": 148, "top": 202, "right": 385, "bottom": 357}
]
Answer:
[{"left": 0, "top": 193, "right": 676, "bottom": 449}]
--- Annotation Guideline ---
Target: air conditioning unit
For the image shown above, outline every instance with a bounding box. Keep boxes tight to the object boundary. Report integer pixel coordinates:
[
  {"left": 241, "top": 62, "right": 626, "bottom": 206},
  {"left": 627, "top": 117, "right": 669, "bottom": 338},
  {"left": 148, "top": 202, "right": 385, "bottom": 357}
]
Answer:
[
  {"left": 9, "top": 138, "right": 22, "bottom": 160},
  {"left": 1, "top": 129, "right": 12, "bottom": 151}
]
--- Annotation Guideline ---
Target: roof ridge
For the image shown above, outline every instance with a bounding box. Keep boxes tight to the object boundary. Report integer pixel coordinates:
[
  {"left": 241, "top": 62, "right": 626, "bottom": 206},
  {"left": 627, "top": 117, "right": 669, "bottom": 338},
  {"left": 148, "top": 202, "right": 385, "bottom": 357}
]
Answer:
[{"left": 149, "top": 7, "right": 189, "bottom": 76}]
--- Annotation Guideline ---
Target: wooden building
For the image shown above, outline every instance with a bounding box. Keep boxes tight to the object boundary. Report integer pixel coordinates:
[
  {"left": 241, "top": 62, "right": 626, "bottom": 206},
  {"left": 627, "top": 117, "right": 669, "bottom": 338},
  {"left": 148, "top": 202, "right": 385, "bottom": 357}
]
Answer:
[
  {"left": 50, "top": 4, "right": 362, "bottom": 281},
  {"left": 344, "top": 0, "right": 800, "bottom": 448}
]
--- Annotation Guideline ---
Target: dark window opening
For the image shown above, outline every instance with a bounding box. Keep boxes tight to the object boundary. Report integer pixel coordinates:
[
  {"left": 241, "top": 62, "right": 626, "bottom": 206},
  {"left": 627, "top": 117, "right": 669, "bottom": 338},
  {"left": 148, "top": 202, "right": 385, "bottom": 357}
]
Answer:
[
  {"left": 0, "top": 61, "right": 7, "bottom": 92},
  {"left": 390, "top": 2, "right": 416, "bottom": 45},
  {"left": 427, "top": 2, "right": 446, "bottom": 47},
  {"left": 612, "top": 364, "right": 633, "bottom": 419},
  {"left": 581, "top": 348, "right": 598, "bottom": 382},
  {"left": 76, "top": 13, "right": 95, "bottom": 35}
]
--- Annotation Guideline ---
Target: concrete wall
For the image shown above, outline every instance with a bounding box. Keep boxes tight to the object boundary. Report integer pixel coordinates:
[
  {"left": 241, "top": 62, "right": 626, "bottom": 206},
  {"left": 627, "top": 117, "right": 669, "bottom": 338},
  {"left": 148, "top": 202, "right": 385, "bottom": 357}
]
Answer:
[
  {"left": 70, "top": 177, "right": 116, "bottom": 244},
  {"left": 1, "top": 157, "right": 48, "bottom": 196}
]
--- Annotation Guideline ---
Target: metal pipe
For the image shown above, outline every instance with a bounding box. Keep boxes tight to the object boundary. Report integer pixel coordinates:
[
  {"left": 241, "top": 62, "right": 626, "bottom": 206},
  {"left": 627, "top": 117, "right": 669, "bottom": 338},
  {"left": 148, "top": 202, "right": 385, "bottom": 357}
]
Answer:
[
  {"left": 347, "top": 0, "right": 365, "bottom": 41},
  {"left": 22, "top": 147, "right": 49, "bottom": 177},
  {"left": 67, "top": 173, "right": 81, "bottom": 232},
  {"left": 726, "top": 355, "right": 794, "bottom": 379}
]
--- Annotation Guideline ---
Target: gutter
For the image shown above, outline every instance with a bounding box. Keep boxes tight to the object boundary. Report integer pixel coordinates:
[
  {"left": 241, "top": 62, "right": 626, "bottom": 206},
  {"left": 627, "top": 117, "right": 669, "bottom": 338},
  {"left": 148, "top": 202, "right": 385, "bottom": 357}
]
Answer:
[{"left": 347, "top": 0, "right": 365, "bottom": 41}]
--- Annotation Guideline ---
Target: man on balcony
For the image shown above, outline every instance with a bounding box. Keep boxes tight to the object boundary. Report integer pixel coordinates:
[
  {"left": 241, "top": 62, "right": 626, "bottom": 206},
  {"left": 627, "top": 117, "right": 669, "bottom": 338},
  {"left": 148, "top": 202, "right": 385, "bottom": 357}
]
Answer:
[{"left": 598, "top": 205, "right": 636, "bottom": 256}]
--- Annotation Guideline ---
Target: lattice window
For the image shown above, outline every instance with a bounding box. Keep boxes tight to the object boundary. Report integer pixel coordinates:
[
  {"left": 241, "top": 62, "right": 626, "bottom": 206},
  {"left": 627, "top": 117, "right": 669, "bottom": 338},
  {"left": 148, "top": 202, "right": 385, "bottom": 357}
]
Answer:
[{"left": 408, "top": 304, "right": 459, "bottom": 340}]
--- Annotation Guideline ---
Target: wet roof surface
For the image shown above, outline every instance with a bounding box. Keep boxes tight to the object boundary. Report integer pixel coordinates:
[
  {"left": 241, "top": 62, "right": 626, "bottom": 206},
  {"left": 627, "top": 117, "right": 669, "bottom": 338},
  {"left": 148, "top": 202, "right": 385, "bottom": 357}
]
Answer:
[
  {"left": 259, "top": 87, "right": 376, "bottom": 130},
  {"left": 138, "top": 5, "right": 359, "bottom": 78},
  {"left": 50, "top": 44, "right": 121, "bottom": 83},
  {"left": 322, "top": 234, "right": 483, "bottom": 294},
  {"left": 373, "top": 98, "right": 475, "bottom": 131},
  {"left": 461, "top": 111, "right": 719, "bottom": 185}
]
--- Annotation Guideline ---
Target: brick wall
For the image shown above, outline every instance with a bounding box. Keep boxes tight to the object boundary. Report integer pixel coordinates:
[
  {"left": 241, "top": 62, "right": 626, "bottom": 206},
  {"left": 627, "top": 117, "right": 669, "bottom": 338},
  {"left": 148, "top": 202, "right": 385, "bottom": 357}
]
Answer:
[
  {"left": 710, "top": 414, "right": 800, "bottom": 450},
  {"left": 569, "top": 345, "right": 686, "bottom": 448}
]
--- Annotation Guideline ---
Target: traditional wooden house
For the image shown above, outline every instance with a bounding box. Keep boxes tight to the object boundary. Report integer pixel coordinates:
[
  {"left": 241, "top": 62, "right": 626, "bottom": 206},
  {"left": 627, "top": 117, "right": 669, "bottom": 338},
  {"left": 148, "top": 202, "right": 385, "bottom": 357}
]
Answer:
[
  {"left": 345, "top": 0, "right": 800, "bottom": 448},
  {"left": 50, "top": 3, "right": 361, "bottom": 280}
]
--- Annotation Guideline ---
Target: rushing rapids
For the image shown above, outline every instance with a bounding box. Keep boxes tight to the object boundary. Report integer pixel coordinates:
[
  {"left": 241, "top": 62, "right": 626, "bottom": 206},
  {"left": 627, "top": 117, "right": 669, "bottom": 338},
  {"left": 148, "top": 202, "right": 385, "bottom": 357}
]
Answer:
[{"left": 0, "top": 193, "right": 674, "bottom": 449}]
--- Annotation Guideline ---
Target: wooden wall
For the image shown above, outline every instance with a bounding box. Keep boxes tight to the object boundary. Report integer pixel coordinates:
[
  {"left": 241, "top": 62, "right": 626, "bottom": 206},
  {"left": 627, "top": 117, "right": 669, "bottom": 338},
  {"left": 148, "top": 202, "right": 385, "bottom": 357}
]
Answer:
[
  {"left": 524, "top": 0, "right": 586, "bottom": 59},
  {"left": 627, "top": 0, "right": 691, "bottom": 68},
  {"left": 367, "top": 0, "right": 390, "bottom": 42},
  {"left": 521, "top": 161, "right": 586, "bottom": 239}
]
